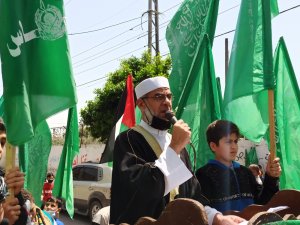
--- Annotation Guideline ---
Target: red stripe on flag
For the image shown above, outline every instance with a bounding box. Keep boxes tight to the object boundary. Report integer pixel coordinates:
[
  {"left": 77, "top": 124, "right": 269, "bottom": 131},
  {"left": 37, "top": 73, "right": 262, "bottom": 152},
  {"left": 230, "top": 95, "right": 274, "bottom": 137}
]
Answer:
[{"left": 122, "top": 74, "right": 136, "bottom": 128}]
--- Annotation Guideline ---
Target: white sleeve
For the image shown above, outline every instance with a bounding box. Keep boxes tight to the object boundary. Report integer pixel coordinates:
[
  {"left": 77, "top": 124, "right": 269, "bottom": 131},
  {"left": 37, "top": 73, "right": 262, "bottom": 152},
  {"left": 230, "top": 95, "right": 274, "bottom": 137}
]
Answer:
[
  {"left": 205, "top": 206, "right": 220, "bottom": 225},
  {"left": 154, "top": 147, "right": 192, "bottom": 196}
]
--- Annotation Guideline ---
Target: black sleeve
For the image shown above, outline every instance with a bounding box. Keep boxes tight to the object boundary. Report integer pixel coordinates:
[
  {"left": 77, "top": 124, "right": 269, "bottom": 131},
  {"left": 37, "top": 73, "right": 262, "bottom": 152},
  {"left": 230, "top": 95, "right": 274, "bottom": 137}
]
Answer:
[
  {"left": 178, "top": 150, "right": 210, "bottom": 205},
  {"left": 110, "top": 130, "right": 166, "bottom": 224},
  {"left": 255, "top": 173, "right": 279, "bottom": 205},
  {"left": 113, "top": 130, "right": 165, "bottom": 199}
]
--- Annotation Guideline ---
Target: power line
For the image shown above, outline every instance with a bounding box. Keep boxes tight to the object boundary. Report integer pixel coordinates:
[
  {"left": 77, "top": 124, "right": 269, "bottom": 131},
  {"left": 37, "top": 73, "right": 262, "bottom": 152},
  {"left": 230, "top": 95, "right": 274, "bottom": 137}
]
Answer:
[
  {"left": 76, "top": 76, "right": 108, "bottom": 87},
  {"left": 69, "top": 17, "right": 141, "bottom": 35},
  {"left": 71, "top": 2, "right": 183, "bottom": 59},
  {"left": 218, "top": 4, "right": 239, "bottom": 15},
  {"left": 72, "top": 21, "right": 147, "bottom": 59},
  {"left": 214, "top": 4, "right": 300, "bottom": 39},
  {"left": 279, "top": 4, "right": 300, "bottom": 14},
  {"left": 75, "top": 3, "right": 300, "bottom": 88},
  {"left": 75, "top": 45, "right": 146, "bottom": 75},
  {"left": 73, "top": 32, "right": 148, "bottom": 68},
  {"left": 73, "top": 20, "right": 170, "bottom": 68}
]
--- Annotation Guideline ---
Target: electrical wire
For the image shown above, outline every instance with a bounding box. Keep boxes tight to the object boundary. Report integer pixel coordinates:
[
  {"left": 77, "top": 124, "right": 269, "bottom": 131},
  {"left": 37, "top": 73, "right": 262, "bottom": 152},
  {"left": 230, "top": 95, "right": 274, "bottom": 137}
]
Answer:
[
  {"left": 69, "top": 17, "right": 141, "bottom": 36},
  {"left": 75, "top": 4, "right": 300, "bottom": 88}
]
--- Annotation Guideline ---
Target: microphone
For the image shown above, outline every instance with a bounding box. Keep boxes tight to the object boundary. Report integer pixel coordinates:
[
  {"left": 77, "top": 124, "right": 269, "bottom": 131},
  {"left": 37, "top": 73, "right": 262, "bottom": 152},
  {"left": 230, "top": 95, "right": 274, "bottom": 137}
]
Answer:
[
  {"left": 165, "top": 110, "right": 177, "bottom": 124},
  {"left": 165, "top": 110, "right": 197, "bottom": 172}
]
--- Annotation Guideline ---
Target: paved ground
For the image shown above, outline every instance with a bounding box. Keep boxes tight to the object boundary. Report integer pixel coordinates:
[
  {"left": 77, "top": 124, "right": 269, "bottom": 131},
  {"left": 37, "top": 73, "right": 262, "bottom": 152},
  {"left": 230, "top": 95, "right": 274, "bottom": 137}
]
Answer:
[{"left": 59, "top": 211, "right": 91, "bottom": 225}]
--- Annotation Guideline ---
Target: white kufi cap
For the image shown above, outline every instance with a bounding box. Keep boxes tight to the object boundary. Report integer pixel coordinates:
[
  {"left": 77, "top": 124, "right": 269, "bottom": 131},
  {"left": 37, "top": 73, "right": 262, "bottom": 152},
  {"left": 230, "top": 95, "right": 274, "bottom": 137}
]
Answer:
[{"left": 135, "top": 76, "right": 170, "bottom": 99}]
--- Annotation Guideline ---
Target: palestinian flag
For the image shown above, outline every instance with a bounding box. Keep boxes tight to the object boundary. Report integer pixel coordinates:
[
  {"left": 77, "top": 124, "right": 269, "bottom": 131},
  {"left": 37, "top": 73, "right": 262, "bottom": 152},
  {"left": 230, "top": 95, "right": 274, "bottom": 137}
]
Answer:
[{"left": 100, "top": 74, "right": 136, "bottom": 163}]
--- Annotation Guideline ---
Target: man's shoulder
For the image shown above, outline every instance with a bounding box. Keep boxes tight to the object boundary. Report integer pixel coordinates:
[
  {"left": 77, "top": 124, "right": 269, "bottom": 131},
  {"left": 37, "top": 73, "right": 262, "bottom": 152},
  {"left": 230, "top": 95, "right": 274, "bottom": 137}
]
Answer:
[{"left": 117, "top": 128, "right": 143, "bottom": 139}]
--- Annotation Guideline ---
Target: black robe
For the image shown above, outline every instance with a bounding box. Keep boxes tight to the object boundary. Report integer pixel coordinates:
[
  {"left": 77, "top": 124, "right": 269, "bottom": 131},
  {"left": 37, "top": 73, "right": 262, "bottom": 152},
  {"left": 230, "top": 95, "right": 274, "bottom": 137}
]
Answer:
[{"left": 110, "top": 129, "right": 208, "bottom": 225}]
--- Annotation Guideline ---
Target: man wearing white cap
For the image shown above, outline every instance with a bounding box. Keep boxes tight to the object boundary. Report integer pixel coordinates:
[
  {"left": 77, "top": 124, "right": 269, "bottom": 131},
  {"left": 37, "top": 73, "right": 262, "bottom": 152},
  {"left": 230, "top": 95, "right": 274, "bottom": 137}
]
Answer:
[{"left": 109, "top": 76, "right": 244, "bottom": 225}]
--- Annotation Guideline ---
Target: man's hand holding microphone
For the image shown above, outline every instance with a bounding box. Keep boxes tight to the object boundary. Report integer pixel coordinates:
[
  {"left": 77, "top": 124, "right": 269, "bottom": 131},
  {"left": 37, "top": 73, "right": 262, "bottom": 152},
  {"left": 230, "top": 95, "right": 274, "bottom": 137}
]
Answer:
[{"left": 166, "top": 111, "right": 191, "bottom": 154}]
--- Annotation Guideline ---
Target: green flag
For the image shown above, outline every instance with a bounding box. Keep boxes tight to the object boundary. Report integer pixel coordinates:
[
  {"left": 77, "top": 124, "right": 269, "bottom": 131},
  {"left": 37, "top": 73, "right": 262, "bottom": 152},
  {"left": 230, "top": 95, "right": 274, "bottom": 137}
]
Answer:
[
  {"left": 274, "top": 37, "right": 300, "bottom": 190},
  {"left": 271, "top": 0, "right": 279, "bottom": 18},
  {"left": 245, "top": 147, "right": 259, "bottom": 167},
  {"left": 0, "top": 96, "right": 4, "bottom": 117},
  {"left": 166, "top": 0, "right": 219, "bottom": 108},
  {"left": 176, "top": 35, "right": 222, "bottom": 169},
  {"left": 18, "top": 120, "right": 52, "bottom": 207},
  {"left": 223, "top": 0, "right": 277, "bottom": 142},
  {"left": 53, "top": 106, "right": 79, "bottom": 218},
  {"left": 0, "top": 0, "right": 77, "bottom": 146}
]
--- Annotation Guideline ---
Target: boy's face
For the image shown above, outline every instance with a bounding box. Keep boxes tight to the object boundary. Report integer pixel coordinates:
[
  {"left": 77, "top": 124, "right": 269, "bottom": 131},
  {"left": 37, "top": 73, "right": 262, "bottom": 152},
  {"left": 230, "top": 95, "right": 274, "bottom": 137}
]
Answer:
[
  {"left": 210, "top": 133, "right": 239, "bottom": 166},
  {"left": 44, "top": 201, "right": 59, "bottom": 213},
  {"left": 0, "top": 131, "right": 7, "bottom": 160}
]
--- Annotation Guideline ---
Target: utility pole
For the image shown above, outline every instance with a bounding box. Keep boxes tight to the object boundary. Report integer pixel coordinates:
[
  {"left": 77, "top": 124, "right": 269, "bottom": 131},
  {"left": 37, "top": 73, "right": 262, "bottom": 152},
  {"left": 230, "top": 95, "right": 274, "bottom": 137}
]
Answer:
[
  {"left": 154, "top": 0, "right": 159, "bottom": 55},
  {"left": 148, "top": 0, "right": 153, "bottom": 55},
  {"left": 225, "top": 38, "right": 229, "bottom": 79},
  {"left": 148, "top": 0, "right": 159, "bottom": 56}
]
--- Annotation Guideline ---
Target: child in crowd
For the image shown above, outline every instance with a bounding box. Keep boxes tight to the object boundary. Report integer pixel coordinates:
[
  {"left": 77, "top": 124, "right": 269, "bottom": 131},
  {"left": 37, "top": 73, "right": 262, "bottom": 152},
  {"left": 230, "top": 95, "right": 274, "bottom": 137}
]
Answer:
[
  {"left": 42, "top": 173, "right": 54, "bottom": 203},
  {"left": 43, "top": 197, "right": 64, "bottom": 225}
]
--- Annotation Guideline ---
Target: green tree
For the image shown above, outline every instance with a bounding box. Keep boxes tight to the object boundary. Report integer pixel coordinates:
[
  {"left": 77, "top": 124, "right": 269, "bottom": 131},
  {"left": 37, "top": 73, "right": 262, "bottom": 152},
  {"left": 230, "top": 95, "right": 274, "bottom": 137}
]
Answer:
[{"left": 80, "top": 51, "right": 171, "bottom": 142}]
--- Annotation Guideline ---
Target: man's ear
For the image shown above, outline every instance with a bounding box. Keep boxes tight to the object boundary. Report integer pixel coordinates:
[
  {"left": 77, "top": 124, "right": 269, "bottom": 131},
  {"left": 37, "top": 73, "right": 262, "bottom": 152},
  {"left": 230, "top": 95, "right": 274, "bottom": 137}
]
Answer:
[
  {"left": 209, "top": 142, "right": 217, "bottom": 152},
  {"left": 136, "top": 99, "right": 145, "bottom": 110}
]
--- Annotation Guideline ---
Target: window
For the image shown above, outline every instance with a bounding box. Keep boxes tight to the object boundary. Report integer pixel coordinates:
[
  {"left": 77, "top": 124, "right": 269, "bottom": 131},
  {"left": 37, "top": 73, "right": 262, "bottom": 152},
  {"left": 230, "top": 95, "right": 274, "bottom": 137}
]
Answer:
[
  {"left": 73, "top": 167, "right": 81, "bottom": 181},
  {"left": 81, "top": 167, "right": 98, "bottom": 181}
]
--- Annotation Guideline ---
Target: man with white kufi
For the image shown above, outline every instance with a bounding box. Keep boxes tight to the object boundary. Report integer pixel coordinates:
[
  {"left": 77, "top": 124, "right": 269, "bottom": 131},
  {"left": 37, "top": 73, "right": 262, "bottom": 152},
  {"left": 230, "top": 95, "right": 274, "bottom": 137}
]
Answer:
[{"left": 110, "top": 76, "right": 244, "bottom": 225}]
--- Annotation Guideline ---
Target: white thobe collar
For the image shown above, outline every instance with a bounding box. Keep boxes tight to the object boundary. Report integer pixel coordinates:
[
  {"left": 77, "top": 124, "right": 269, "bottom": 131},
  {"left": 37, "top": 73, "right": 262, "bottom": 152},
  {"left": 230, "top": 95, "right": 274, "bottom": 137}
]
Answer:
[{"left": 139, "top": 120, "right": 170, "bottom": 151}]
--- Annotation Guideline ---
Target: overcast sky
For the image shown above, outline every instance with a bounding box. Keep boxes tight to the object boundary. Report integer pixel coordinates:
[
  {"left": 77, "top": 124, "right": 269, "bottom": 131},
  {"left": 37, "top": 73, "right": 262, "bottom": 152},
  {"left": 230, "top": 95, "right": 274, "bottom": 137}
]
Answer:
[{"left": 1, "top": 0, "right": 300, "bottom": 128}]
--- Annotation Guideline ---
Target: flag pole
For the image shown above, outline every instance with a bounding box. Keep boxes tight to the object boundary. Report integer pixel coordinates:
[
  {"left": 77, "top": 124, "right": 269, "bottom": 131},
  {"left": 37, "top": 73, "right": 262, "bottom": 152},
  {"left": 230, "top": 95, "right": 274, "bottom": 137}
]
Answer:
[
  {"left": 268, "top": 89, "right": 276, "bottom": 161},
  {"left": 5, "top": 143, "right": 16, "bottom": 198}
]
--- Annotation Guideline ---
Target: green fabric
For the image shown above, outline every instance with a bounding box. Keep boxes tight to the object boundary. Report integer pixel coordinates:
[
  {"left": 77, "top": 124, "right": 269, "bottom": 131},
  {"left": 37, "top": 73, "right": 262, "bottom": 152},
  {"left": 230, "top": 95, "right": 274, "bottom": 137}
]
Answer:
[
  {"left": 18, "top": 120, "right": 52, "bottom": 208},
  {"left": 166, "top": 0, "right": 219, "bottom": 108},
  {"left": 52, "top": 107, "right": 79, "bottom": 218},
  {"left": 175, "top": 36, "right": 222, "bottom": 169},
  {"left": 245, "top": 147, "right": 259, "bottom": 167},
  {"left": 265, "top": 221, "right": 300, "bottom": 225},
  {"left": 271, "top": 0, "right": 279, "bottom": 18},
  {"left": 223, "top": 0, "right": 277, "bottom": 142},
  {"left": 0, "top": 96, "right": 4, "bottom": 117},
  {"left": 274, "top": 37, "right": 300, "bottom": 190},
  {"left": 0, "top": 0, "right": 77, "bottom": 145}
]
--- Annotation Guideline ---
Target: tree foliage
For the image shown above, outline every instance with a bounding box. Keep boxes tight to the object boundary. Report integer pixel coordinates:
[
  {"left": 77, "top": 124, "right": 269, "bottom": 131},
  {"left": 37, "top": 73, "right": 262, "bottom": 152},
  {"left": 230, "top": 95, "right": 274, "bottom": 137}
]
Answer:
[{"left": 80, "top": 51, "right": 172, "bottom": 142}]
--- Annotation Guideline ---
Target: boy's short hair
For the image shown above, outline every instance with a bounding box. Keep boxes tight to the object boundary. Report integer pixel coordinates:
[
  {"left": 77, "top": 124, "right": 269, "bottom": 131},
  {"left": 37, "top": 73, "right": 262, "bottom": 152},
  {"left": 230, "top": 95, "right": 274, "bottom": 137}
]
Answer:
[
  {"left": 206, "top": 120, "right": 240, "bottom": 146},
  {"left": 46, "top": 197, "right": 63, "bottom": 209}
]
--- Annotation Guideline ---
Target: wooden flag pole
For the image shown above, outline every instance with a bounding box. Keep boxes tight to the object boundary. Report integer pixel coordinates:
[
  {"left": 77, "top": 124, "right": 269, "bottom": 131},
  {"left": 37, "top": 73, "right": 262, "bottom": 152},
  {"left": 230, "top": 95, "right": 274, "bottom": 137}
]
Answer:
[
  {"left": 5, "top": 142, "right": 16, "bottom": 198},
  {"left": 268, "top": 89, "right": 276, "bottom": 161}
]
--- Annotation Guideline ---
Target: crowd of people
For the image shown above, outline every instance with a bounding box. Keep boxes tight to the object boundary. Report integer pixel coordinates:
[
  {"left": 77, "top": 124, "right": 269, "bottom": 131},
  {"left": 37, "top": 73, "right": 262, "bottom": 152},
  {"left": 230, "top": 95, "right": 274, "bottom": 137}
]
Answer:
[{"left": 0, "top": 120, "right": 64, "bottom": 225}]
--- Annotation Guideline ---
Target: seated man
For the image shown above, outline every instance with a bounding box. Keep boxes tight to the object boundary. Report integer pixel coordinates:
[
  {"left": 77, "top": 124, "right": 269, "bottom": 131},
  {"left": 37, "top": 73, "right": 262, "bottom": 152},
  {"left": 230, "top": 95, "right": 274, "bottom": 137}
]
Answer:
[
  {"left": 196, "top": 120, "right": 281, "bottom": 213},
  {"left": 110, "top": 77, "right": 244, "bottom": 225}
]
